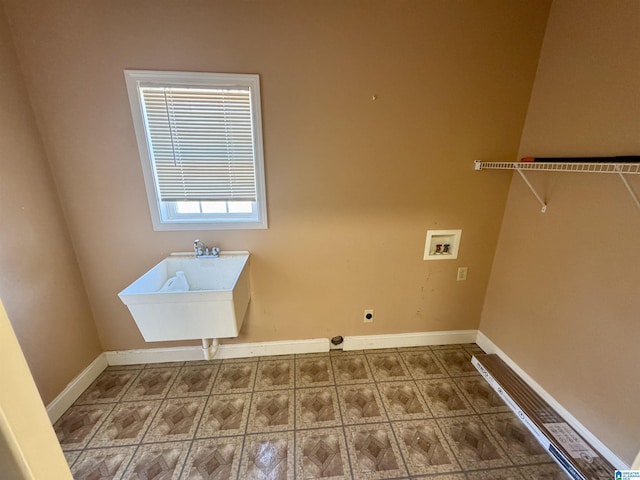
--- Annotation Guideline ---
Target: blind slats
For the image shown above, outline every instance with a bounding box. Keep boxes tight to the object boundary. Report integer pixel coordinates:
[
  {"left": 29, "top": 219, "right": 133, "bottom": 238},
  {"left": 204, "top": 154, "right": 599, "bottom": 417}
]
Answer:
[{"left": 140, "top": 85, "right": 257, "bottom": 202}]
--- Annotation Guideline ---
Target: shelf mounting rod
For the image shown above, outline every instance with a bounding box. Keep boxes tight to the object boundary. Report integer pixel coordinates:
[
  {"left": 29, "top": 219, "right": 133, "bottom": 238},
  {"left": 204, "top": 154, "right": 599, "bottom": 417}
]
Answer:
[
  {"left": 615, "top": 165, "right": 640, "bottom": 209},
  {"left": 515, "top": 167, "right": 547, "bottom": 213}
]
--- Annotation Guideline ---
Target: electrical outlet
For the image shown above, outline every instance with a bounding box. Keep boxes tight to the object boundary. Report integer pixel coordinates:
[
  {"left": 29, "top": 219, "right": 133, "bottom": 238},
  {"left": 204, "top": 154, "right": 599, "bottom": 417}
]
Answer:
[
  {"left": 457, "top": 267, "right": 468, "bottom": 281},
  {"left": 363, "top": 309, "right": 374, "bottom": 323}
]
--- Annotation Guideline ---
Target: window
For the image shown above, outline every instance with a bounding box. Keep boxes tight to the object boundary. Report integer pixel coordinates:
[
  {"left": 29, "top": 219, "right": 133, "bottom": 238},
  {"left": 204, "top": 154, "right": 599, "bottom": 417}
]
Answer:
[{"left": 124, "top": 70, "right": 267, "bottom": 230}]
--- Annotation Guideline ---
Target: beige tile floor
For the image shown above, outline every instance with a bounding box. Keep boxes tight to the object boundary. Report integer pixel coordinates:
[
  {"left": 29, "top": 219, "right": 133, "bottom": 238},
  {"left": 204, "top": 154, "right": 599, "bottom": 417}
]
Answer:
[{"left": 55, "top": 344, "right": 571, "bottom": 479}]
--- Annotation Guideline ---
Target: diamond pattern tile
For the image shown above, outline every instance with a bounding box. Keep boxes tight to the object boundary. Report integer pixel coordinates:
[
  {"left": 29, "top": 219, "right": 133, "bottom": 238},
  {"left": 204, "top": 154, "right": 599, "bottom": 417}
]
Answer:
[
  {"left": 64, "top": 450, "right": 82, "bottom": 468},
  {"left": 255, "top": 359, "right": 294, "bottom": 391},
  {"left": 143, "top": 397, "right": 207, "bottom": 442},
  {"left": 183, "top": 437, "right": 243, "bottom": 480},
  {"left": 71, "top": 446, "right": 136, "bottom": 480},
  {"left": 54, "top": 404, "right": 114, "bottom": 450},
  {"left": 122, "top": 367, "right": 180, "bottom": 401},
  {"left": 377, "top": 381, "right": 432, "bottom": 420},
  {"left": 423, "top": 475, "right": 467, "bottom": 480},
  {"left": 455, "top": 375, "right": 510, "bottom": 413},
  {"left": 520, "top": 463, "right": 572, "bottom": 479},
  {"left": 417, "top": 378, "right": 475, "bottom": 417},
  {"left": 366, "top": 353, "right": 411, "bottom": 382},
  {"left": 431, "top": 343, "right": 473, "bottom": 350},
  {"left": 337, "top": 385, "right": 387, "bottom": 424},
  {"left": 391, "top": 419, "right": 460, "bottom": 476},
  {"left": 434, "top": 349, "right": 478, "bottom": 377},
  {"left": 296, "top": 357, "right": 334, "bottom": 387},
  {"left": 144, "top": 361, "right": 186, "bottom": 369},
  {"left": 211, "top": 362, "right": 258, "bottom": 394},
  {"left": 345, "top": 423, "right": 407, "bottom": 480},
  {"left": 438, "top": 415, "right": 512, "bottom": 470},
  {"left": 74, "top": 370, "right": 138, "bottom": 404},
  {"left": 197, "top": 393, "right": 251, "bottom": 438},
  {"left": 167, "top": 365, "right": 218, "bottom": 398},
  {"left": 296, "top": 428, "right": 351, "bottom": 479},
  {"left": 56, "top": 344, "right": 572, "bottom": 479},
  {"left": 466, "top": 467, "right": 526, "bottom": 479},
  {"left": 483, "top": 412, "right": 549, "bottom": 465},
  {"left": 124, "top": 441, "right": 190, "bottom": 480},
  {"left": 400, "top": 351, "right": 447, "bottom": 380},
  {"left": 296, "top": 387, "right": 341, "bottom": 428},
  {"left": 247, "top": 390, "right": 295, "bottom": 433},
  {"left": 88, "top": 400, "right": 161, "bottom": 447},
  {"left": 331, "top": 354, "right": 373, "bottom": 384},
  {"left": 239, "top": 431, "right": 294, "bottom": 480}
]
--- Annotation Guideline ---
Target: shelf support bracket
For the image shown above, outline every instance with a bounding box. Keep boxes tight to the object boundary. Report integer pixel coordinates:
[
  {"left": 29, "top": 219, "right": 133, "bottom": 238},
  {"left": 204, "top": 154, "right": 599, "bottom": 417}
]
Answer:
[
  {"left": 615, "top": 165, "right": 640, "bottom": 209},
  {"left": 515, "top": 167, "right": 547, "bottom": 213}
]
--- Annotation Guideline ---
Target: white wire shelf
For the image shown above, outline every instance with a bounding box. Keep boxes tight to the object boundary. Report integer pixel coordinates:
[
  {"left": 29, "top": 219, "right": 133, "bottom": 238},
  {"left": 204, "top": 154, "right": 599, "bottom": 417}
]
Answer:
[
  {"left": 474, "top": 161, "right": 640, "bottom": 174},
  {"left": 474, "top": 159, "right": 640, "bottom": 212}
]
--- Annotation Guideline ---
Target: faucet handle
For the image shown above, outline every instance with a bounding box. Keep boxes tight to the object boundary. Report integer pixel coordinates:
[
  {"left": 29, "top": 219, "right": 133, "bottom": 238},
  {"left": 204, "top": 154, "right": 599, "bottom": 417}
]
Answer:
[{"left": 194, "top": 239, "right": 206, "bottom": 256}]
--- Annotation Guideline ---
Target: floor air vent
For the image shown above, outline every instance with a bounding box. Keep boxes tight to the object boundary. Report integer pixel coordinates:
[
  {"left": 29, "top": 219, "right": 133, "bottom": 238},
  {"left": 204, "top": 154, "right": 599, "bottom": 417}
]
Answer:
[{"left": 472, "top": 354, "right": 614, "bottom": 480}]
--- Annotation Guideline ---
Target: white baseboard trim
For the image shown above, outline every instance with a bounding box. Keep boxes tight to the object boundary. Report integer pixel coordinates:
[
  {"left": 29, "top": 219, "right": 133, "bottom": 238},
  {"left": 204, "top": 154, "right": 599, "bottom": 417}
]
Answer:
[
  {"left": 105, "top": 329, "right": 480, "bottom": 365},
  {"left": 214, "top": 338, "right": 330, "bottom": 358},
  {"left": 46, "top": 353, "right": 108, "bottom": 423},
  {"left": 342, "top": 330, "right": 478, "bottom": 351},
  {"left": 106, "top": 346, "right": 204, "bottom": 365},
  {"left": 105, "top": 338, "right": 330, "bottom": 365},
  {"left": 475, "top": 330, "right": 628, "bottom": 469}
]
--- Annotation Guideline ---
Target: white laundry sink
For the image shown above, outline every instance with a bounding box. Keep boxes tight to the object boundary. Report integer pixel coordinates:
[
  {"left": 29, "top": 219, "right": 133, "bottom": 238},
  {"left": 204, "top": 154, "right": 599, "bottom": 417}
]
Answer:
[{"left": 118, "top": 251, "right": 250, "bottom": 342}]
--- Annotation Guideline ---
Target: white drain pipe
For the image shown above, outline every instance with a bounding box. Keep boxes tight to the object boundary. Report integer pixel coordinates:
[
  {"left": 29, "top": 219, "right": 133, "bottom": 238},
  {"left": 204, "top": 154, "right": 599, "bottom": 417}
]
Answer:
[{"left": 201, "top": 338, "right": 219, "bottom": 360}]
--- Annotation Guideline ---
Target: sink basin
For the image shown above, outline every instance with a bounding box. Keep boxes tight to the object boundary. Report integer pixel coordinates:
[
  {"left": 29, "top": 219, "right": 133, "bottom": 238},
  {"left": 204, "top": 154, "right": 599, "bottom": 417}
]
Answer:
[{"left": 118, "top": 251, "right": 250, "bottom": 342}]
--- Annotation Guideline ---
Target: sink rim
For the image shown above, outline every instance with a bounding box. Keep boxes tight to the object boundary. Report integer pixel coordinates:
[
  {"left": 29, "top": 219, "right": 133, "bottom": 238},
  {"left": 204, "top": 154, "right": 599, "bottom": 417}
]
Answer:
[{"left": 118, "top": 251, "right": 250, "bottom": 302}]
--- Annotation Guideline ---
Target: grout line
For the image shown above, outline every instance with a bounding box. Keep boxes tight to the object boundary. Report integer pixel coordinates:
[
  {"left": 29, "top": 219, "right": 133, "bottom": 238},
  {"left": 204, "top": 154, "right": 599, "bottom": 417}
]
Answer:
[
  {"left": 180, "top": 364, "right": 223, "bottom": 479},
  {"left": 291, "top": 355, "right": 298, "bottom": 478},
  {"left": 176, "top": 440, "right": 193, "bottom": 478},
  {"left": 120, "top": 444, "right": 141, "bottom": 479},
  {"left": 233, "top": 356, "right": 261, "bottom": 480}
]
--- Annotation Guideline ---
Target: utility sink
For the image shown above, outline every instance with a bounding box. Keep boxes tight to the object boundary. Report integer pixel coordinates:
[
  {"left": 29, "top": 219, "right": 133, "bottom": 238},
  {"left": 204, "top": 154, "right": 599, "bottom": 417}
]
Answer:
[{"left": 118, "top": 251, "right": 250, "bottom": 342}]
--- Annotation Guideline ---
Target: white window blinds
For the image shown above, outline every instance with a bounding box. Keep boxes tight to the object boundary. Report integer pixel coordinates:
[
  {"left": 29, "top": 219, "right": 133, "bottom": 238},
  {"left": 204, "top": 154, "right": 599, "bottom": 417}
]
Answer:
[{"left": 140, "top": 85, "right": 257, "bottom": 202}]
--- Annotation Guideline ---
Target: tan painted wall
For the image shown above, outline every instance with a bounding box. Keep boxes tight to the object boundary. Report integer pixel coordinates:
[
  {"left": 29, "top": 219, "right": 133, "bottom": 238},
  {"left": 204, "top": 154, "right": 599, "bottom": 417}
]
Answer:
[
  {"left": 0, "top": 3, "right": 102, "bottom": 404},
  {"left": 3, "top": 0, "right": 550, "bottom": 352},
  {"left": 480, "top": 0, "right": 640, "bottom": 465}
]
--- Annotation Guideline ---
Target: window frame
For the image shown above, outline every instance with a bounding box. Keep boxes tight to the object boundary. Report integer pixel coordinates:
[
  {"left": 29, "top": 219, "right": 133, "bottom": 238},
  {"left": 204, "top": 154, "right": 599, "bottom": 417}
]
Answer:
[{"left": 124, "top": 70, "right": 268, "bottom": 231}]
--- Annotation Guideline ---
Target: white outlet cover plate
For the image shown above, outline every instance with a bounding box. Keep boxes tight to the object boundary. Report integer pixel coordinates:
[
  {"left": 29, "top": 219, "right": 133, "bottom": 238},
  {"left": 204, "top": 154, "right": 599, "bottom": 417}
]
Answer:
[{"left": 457, "top": 267, "right": 468, "bottom": 281}]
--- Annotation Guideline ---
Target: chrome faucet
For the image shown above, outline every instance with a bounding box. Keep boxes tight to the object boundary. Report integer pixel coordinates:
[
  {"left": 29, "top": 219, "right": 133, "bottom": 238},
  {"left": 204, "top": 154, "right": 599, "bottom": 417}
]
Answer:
[{"left": 194, "top": 239, "right": 220, "bottom": 257}]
